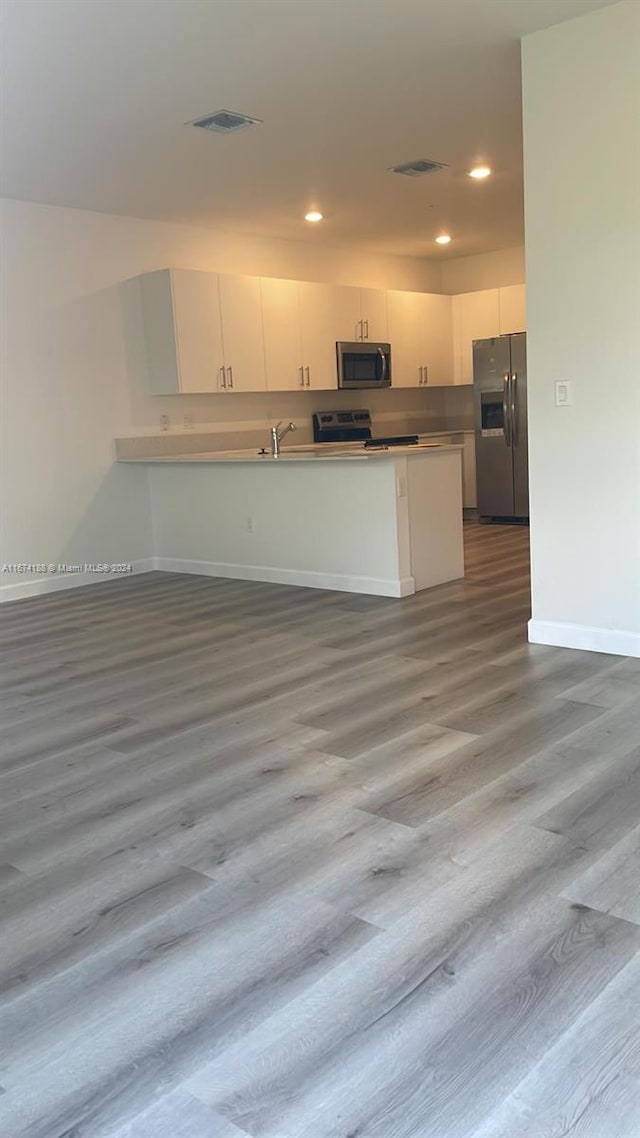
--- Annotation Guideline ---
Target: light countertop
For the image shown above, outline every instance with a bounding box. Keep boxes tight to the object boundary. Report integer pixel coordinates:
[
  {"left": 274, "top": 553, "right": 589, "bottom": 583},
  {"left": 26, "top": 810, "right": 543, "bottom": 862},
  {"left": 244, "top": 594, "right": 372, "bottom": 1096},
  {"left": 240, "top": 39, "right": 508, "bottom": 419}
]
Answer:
[{"left": 118, "top": 442, "right": 463, "bottom": 464}]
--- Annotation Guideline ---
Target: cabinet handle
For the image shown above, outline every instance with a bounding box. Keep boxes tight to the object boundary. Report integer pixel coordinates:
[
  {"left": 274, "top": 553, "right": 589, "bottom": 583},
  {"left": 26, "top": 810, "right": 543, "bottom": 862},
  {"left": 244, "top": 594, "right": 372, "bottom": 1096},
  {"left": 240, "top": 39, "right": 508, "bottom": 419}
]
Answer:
[
  {"left": 364, "top": 319, "right": 369, "bottom": 340},
  {"left": 423, "top": 364, "right": 428, "bottom": 385},
  {"left": 219, "top": 366, "right": 227, "bottom": 390},
  {"left": 356, "top": 320, "right": 362, "bottom": 341},
  {"left": 299, "top": 366, "right": 305, "bottom": 388},
  {"left": 305, "top": 366, "right": 311, "bottom": 387},
  {"left": 226, "top": 366, "right": 233, "bottom": 390},
  {"left": 418, "top": 366, "right": 423, "bottom": 385}
]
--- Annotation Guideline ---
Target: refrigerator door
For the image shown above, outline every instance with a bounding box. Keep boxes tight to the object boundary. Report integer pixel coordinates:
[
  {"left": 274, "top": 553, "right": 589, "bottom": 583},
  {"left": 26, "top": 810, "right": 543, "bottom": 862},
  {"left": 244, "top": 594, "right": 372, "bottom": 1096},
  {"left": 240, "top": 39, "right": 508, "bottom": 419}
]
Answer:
[
  {"left": 473, "top": 336, "right": 515, "bottom": 517},
  {"left": 509, "top": 332, "right": 529, "bottom": 518}
]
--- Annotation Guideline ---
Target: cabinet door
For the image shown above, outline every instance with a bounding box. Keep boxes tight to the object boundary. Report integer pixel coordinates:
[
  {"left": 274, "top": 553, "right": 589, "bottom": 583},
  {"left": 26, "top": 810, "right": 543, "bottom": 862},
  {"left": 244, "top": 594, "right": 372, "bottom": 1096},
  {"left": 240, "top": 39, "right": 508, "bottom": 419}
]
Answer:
[
  {"left": 499, "top": 284, "right": 526, "bottom": 335},
  {"left": 170, "top": 269, "right": 225, "bottom": 393},
  {"left": 298, "top": 282, "right": 339, "bottom": 389},
  {"left": 360, "top": 288, "right": 388, "bottom": 341},
  {"left": 453, "top": 289, "right": 500, "bottom": 384},
  {"left": 332, "top": 286, "right": 364, "bottom": 343},
  {"left": 261, "top": 277, "right": 305, "bottom": 391},
  {"left": 139, "top": 269, "right": 180, "bottom": 394},
  {"left": 217, "top": 274, "right": 266, "bottom": 392},
  {"left": 461, "top": 434, "right": 477, "bottom": 508},
  {"left": 387, "top": 290, "right": 424, "bottom": 387},
  {"left": 420, "top": 293, "right": 454, "bottom": 385}
]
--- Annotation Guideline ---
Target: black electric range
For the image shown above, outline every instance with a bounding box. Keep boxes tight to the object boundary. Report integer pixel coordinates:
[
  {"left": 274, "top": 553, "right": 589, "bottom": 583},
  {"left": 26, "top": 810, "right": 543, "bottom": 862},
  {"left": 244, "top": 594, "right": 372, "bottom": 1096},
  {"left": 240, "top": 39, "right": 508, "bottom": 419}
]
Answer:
[{"left": 312, "top": 410, "right": 419, "bottom": 449}]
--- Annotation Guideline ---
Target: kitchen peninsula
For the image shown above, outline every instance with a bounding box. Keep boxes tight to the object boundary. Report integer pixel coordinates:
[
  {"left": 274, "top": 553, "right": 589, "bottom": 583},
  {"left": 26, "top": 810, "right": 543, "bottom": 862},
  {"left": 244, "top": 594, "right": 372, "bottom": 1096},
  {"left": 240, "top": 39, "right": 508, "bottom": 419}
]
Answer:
[{"left": 117, "top": 442, "right": 464, "bottom": 597}]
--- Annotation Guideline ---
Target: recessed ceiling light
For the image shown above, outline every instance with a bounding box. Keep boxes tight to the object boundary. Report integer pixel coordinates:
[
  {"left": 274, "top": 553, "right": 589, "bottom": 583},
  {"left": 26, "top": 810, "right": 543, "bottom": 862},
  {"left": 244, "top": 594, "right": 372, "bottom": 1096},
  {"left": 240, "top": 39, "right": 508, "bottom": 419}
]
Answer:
[
  {"left": 468, "top": 165, "right": 492, "bottom": 179},
  {"left": 435, "top": 234, "right": 452, "bottom": 245},
  {"left": 304, "top": 211, "right": 323, "bottom": 223}
]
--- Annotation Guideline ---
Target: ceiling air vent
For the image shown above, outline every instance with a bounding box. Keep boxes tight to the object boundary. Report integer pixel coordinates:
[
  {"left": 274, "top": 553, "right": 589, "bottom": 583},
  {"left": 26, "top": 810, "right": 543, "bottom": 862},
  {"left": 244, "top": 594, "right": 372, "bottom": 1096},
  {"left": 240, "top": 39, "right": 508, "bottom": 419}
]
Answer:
[
  {"left": 389, "top": 158, "right": 447, "bottom": 177},
  {"left": 190, "top": 109, "right": 262, "bottom": 134}
]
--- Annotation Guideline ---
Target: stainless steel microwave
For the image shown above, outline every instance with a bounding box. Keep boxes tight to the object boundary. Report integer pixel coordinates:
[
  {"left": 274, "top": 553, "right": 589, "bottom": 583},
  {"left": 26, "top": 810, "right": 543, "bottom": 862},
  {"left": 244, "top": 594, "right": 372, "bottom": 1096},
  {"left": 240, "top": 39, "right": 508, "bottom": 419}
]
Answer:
[{"left": 336, "top": 341, "right": 391, "bottom": 389}]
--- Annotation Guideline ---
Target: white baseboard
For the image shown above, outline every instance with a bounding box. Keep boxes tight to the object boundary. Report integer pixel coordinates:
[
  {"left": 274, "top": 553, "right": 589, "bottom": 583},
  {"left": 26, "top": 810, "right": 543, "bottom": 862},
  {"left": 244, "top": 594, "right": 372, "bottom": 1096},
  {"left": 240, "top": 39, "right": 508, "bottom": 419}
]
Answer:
[
  {"left": 155, "top": 556, "right": 415, "bottom": 598},
  {"left": 0, "top": 558, "right": 157, "bottom": 603},
  {"left": 528, "top": 618, "right": 640, "bottom": 658}
]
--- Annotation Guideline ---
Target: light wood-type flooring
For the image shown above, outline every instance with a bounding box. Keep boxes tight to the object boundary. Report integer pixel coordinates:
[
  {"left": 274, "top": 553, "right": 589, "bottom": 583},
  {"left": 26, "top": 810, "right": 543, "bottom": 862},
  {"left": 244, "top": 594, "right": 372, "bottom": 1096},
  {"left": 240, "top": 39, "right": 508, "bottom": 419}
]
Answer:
[{"left": 1, "top": 523, "right": 640, "bottom": 1138}]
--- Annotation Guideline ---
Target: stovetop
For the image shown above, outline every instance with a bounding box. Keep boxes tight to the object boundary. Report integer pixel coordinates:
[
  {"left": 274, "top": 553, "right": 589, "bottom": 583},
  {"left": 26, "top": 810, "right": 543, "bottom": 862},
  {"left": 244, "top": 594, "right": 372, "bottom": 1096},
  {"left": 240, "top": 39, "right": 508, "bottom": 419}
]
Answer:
[
  {"left": 364, "top": 435, "right": 419, "bottom": 449},
  {"left": 312, "top": 409, "right": 418, "bottom": 448},
  {"left": 312, "top": 409, "right": 372, "bottom": 443}
]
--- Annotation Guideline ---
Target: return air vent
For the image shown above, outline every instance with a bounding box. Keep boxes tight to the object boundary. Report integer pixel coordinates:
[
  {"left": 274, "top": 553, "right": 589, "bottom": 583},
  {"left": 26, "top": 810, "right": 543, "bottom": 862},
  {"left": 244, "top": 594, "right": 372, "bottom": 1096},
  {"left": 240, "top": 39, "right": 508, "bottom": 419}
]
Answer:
[
  {"left": 389, "top": 158, "right": 447, "bottom": 177},
  {"left": 190, "top": 109, "right": 262, "bottom": 134}
]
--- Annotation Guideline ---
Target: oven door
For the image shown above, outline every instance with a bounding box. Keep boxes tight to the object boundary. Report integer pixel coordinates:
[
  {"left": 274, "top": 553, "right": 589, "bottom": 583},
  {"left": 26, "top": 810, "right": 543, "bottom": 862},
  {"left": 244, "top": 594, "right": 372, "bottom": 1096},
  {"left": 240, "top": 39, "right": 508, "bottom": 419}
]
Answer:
[{"left": 337, "top": 342, "right": 391, "bottom": 388}]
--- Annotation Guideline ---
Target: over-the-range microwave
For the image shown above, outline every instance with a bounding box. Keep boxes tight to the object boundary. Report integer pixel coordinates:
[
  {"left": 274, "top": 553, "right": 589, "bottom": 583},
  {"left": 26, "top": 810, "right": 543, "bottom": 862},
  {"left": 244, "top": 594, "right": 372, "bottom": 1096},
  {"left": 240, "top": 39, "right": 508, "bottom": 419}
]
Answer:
[{"left": 336, "top": 341, "right": 391, "bottom": 389}]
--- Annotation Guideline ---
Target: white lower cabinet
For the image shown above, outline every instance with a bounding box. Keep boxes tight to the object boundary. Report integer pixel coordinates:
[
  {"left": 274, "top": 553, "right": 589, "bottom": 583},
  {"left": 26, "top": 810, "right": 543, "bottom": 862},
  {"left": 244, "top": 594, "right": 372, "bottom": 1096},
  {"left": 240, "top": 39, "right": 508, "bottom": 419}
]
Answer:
[
  {"left": 426, "top": 434, "right": 476, "bottom": 508},
  {"left": 461, "top": 434, "right": 477, "bottom": 508}
]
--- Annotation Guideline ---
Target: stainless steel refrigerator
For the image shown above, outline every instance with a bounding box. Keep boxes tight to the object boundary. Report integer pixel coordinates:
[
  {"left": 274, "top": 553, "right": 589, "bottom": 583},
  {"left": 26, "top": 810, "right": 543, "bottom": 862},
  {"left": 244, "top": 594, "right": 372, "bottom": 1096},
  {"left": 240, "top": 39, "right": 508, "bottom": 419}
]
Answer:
[{"left": 473, "top": 333, "right": 529, "bottom": 520}]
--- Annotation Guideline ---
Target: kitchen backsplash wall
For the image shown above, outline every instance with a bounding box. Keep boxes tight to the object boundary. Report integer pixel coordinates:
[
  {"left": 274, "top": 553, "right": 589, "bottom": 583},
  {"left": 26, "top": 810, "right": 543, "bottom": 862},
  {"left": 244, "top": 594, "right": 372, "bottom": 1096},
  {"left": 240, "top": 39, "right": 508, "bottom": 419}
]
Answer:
[{"left": 119, "top": 385, "right": 474, "bottom": 451}]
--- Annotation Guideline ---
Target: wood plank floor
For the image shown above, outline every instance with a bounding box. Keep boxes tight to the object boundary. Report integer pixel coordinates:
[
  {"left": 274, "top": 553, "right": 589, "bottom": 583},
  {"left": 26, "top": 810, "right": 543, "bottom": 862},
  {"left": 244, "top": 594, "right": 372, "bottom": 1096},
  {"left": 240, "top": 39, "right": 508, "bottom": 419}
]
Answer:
[{"left": 1, "top": 522, "right": 640, "bottom": 1138}]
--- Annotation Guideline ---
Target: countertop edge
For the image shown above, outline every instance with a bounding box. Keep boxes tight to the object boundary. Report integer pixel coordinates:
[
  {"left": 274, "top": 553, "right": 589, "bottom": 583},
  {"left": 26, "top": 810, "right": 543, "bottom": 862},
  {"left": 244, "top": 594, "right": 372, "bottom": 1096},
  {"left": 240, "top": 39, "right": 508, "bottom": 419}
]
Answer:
[{"left": 118, "top": 444, "right": 464, "bottom": 465}]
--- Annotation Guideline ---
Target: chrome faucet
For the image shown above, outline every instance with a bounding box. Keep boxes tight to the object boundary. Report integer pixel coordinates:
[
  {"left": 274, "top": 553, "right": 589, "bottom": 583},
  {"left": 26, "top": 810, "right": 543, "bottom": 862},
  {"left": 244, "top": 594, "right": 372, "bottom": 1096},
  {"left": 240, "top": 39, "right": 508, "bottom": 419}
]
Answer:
[{"left": 270, "top": 420, "right": 296, "bottom": 457}]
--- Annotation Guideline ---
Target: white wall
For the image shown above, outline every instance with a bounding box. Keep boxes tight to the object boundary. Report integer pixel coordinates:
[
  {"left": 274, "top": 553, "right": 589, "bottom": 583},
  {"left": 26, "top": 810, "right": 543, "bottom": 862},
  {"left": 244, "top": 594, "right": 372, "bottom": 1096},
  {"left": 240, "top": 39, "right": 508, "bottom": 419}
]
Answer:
[
  {"left": 440, "top": 246, "right": 525, "bottom": 294},
  {"left": 0, "top": 198, "right": 445, "bottom": 598},
  {"left": 523, "top": 0, "right": 640, "bottom": 656}
]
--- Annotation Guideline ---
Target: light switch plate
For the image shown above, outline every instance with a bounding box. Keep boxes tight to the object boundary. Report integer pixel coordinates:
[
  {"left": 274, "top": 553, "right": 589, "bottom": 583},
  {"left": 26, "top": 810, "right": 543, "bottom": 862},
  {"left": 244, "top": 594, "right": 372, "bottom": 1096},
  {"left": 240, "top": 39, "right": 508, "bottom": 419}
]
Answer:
[{"left": 555, "top": 380, "right": 572, "bottom": 406}]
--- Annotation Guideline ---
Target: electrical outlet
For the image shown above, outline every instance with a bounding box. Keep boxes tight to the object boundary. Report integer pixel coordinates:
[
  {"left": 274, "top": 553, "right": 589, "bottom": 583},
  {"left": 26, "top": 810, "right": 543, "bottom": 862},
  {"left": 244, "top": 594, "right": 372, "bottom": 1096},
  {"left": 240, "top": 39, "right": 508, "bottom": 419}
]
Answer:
[
  {"left": 183, "top": 414, "right": 193, "bottom": 430},
  {"left": 160, "top": 414, "right": 170, "bottom": 432},
  {"left": 246, "top": 517, "right": 254, "bottom": 534}
]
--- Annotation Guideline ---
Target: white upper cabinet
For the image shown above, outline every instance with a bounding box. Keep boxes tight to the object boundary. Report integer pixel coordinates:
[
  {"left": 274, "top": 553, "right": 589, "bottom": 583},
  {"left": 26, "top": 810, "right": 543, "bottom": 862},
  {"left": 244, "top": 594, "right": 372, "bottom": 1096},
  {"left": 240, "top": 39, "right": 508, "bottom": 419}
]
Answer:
[
  {"left": 358, "top": 288, "right": 388, "bottom": 341},
  {"left": 140, "top": 267, "right": 521, "bottom": 396},
  {"left": 298, "top": 282, "right": 341, "bottom": 389},
  {"left": 140, "top": 268, "right": 266, "bottom": 394},
  {"left": 331, "top": 286, "right": 389, "bottom": 343},
  {"left": 498, "top": 284, "right": 527, "bottom": 335},
  {"left": 421, "top": 293, "right": 454, "bottom": 385},
  {"left": 387, "top": 290, "right": 425, "bottom": 387},
  {"left": 140, "top": 268, "right": 224, "bottom": 394},
  {"left": 452, "top": 289, "right": 500, "bottom": 385},
  {"left": 332, "top": 286, "right": 364, "bottom": 344},
  {"left": 217, "top": 274, "right": 266, "bottom": 391},
  {"left": 261, "top": 277, "right": 305, "bottom": 391},
  {"left": 387, "top": 290, "right": 453, "bottom": 386},
  {"left": 452, "top": 285, "right": 527, "bottom": 384},
  {"left": 262, "top": 279, "right": 340, "bottom": 391}
]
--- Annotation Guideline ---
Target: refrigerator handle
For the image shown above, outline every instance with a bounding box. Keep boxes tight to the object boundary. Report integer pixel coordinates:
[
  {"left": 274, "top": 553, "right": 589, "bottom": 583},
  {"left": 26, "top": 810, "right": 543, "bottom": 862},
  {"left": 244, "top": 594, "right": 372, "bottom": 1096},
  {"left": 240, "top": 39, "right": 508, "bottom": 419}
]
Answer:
[
  {"left": 503, "top": 373, "right": 511, "bottom": 447},
  {"left": 511, "top": 373, "right": 518, "bottom": 445}
]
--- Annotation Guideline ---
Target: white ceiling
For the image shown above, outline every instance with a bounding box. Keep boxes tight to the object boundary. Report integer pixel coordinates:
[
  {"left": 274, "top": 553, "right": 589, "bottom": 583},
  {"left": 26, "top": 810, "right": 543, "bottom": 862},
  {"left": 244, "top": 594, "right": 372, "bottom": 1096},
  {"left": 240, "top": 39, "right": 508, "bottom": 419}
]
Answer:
[{"left": 0, "top": 0, "right": 618, "bottom": 258}]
